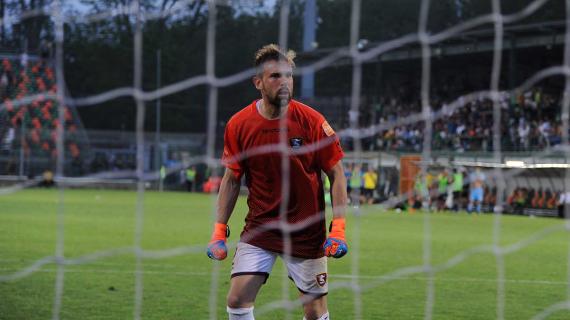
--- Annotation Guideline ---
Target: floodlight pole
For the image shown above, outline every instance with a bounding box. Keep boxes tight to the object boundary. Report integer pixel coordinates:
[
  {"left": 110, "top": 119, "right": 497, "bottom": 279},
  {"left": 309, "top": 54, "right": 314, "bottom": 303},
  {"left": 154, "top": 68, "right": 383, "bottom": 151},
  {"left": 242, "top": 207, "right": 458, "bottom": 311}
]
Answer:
[
  {"left": 301, "top": 0, "right": 316, "bottom": 98},
  {"left": 156, "top": 49, "right": 162, "bottom": 191},
  {"left": 18, "top": 110, "right": 25, "bottom": 178}
]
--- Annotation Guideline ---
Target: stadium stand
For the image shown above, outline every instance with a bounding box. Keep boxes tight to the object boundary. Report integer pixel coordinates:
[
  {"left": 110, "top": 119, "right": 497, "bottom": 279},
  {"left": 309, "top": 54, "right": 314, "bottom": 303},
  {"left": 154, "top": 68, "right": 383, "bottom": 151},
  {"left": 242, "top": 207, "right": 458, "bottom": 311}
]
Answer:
[
  {"left": 329, "top": 88, "right": 562, "bottom": 152},
  {"left": 0, "top": 55, "right": 88, "bottom": 177}
]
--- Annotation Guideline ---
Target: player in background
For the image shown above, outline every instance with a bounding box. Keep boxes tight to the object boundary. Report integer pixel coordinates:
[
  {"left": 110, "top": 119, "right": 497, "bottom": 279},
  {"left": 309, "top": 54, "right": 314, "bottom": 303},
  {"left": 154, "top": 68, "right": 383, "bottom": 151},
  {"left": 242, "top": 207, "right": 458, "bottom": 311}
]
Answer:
[
  {"left": 206, "top": 44, "right": 348, "bottom": 320},
  {"left": 451, "top": 168, "right": 464, "bottom": 211},
  {"left": 362, "top": 166, "right": 378, "bottom": 204},
  {"left": 467, "top": 167, "right": 486, "bottom": 214}
]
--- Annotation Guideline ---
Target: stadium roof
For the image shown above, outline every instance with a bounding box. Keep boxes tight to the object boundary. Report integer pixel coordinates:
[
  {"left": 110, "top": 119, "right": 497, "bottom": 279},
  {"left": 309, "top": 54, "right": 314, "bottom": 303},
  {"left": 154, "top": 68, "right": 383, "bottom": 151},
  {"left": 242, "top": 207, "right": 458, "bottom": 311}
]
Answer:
[{"left": 297, "top": 20, "right": 566, "bottom": 66}]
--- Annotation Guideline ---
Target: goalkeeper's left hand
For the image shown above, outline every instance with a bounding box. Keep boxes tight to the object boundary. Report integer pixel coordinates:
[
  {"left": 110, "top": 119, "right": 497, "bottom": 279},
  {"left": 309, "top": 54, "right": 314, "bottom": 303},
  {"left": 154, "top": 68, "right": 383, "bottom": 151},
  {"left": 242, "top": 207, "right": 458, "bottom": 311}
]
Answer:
[{"left": 324, "top": 217, "right": 348, "bottom": 258}]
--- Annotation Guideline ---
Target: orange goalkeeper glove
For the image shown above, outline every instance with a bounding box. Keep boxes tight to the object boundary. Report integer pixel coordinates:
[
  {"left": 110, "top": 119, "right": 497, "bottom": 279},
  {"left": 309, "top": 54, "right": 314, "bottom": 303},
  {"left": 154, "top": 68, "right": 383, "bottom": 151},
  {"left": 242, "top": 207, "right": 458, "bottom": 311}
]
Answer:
[
  {"left": 206, "top": 223, "right": 230, "bottom": 260},
  {"left": 324, "top": 217, "right": 348, "bottom": 258}
]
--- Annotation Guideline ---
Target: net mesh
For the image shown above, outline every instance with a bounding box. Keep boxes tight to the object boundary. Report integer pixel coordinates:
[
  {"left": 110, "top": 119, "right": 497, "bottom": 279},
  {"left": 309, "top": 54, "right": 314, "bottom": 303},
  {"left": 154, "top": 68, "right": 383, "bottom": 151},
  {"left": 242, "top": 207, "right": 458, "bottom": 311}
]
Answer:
[{"left": 0, "top": 0, "right": 569, "bottom": 319}]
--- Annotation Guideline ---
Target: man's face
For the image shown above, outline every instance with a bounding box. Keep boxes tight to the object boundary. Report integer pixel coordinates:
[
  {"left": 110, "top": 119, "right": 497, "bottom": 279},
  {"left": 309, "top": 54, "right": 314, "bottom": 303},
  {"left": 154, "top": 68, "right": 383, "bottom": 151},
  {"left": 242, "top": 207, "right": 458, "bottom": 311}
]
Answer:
[{"left": 254, "top": 60, "right": 293, "bottom": 107}]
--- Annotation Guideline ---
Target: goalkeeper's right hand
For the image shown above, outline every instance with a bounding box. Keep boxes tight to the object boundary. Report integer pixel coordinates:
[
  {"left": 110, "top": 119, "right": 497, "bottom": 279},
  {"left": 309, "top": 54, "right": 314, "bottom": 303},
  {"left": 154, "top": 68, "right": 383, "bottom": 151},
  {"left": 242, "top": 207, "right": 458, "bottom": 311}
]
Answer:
[{"left": 206, "top": 223, "right": 230, "bottom": 260}]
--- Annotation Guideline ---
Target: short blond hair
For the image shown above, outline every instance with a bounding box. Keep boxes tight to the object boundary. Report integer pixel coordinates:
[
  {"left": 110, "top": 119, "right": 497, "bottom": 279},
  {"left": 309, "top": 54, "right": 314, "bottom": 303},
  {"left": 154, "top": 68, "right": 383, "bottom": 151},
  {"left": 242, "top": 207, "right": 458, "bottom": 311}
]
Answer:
[{"left": 254, "top": 44, "right": 296, "bottom": 71}]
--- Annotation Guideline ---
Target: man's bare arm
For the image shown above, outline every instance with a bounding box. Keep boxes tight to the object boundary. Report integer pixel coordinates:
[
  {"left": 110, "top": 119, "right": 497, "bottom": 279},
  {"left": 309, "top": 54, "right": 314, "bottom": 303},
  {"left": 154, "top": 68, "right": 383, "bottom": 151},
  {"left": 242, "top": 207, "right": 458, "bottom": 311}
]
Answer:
[
  {"left": 323, "top": 161, "right": 349, "bottom": 258},
  {"left": 216, "top": 168, "right": 241, "bottom": 224},
  {"left": 326, "top": 161, "right": 348, "bottom": 219},
  {"left": 206, "top": 168, "right": 241, "bottom": 260}
]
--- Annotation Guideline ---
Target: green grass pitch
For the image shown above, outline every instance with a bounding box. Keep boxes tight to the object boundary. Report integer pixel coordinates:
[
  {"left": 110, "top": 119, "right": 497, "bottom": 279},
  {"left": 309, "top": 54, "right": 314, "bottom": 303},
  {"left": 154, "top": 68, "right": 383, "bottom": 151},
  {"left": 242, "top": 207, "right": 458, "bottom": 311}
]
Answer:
[{"left": 1, "top": 188, "right": 570, "bottom": 319}]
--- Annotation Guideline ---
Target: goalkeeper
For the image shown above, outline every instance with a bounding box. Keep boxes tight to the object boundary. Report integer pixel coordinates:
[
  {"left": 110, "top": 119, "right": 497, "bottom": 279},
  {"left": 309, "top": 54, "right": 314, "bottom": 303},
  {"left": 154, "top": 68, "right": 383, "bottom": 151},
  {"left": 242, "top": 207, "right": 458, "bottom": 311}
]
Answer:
[{"left": 207, "top": 44, "right": 348, "bottom": 320}]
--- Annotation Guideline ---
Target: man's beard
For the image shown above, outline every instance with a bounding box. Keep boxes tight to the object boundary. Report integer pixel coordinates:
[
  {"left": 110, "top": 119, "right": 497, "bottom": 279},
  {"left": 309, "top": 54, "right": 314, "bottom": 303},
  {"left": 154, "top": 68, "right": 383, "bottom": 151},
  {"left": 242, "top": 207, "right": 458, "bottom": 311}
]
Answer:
[{"left": 268, "top": 89, "right": 292, "bottom": 107}]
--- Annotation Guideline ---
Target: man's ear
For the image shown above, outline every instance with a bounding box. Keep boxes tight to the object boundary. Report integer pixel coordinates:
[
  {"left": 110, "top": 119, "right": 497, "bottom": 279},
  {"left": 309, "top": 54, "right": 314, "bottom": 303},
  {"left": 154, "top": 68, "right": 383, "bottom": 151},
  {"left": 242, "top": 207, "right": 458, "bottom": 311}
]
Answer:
[{"left": 253, "top": 76, "right": 262, "bottom": 90}]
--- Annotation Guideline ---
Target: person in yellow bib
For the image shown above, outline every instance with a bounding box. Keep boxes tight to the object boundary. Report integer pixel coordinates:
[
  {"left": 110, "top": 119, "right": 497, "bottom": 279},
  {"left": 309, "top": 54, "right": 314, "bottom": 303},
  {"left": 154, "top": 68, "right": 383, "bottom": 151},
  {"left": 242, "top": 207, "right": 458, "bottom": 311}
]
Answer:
[
  {"left": 186, "top": 166, "right": 196, "bottom": 192},
  {"left": 323, "top": 174, "right": 332, "bottom": 205},
  {"left": 362, "top": 166, "right": 378, "bottom": 204},
  {"left": 451, "top": 169, "right": 464, "bottom": 211}
]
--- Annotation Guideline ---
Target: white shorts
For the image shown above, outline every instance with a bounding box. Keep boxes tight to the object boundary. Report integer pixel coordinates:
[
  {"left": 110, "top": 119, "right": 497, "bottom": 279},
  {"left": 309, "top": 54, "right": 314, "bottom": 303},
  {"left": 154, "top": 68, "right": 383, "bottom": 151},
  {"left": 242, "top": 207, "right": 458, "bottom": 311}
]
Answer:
[{"left": 231, "top": 242, "right": 328, "bottom": 296}]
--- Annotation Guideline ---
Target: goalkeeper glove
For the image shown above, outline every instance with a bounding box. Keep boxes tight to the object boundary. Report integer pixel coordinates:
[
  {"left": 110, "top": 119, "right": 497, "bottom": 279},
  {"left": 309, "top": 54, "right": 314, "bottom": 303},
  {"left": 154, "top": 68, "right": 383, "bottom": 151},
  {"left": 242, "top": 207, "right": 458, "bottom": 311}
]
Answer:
[
  {"left": 206, "top": 223, "right": 230, "bottom": 260},
  {"left": 324, "top": 217, "right": 348, "bottom": 258}
]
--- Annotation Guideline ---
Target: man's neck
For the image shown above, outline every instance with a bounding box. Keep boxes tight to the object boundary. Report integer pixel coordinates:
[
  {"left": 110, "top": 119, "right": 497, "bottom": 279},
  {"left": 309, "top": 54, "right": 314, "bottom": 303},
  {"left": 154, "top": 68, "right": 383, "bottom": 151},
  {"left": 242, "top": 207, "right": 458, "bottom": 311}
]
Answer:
[{"left": 257, "top": 99, "right": 289, "bottom": 120}]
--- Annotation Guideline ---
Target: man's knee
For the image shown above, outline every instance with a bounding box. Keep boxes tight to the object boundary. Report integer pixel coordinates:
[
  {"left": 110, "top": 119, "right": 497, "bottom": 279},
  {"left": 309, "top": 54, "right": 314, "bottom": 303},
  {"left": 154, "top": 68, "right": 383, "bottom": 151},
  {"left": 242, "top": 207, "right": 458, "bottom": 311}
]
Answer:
[
  {"left": 227, "top": 273, "right": 266, "bottom": 308},
  {"left": 302, "top": 294, "right": 328, "bottom": 320},
  {"left": 227, "top": 293, "right": 252, "bottom": 309}
]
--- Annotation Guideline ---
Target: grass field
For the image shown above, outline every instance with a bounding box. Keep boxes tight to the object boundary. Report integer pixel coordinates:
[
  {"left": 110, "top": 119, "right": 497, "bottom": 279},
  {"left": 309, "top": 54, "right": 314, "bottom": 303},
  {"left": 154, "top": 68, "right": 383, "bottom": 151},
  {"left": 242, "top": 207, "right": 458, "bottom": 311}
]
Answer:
[{"left": 1, "top": 188, "right": 570, "bottom": 319}]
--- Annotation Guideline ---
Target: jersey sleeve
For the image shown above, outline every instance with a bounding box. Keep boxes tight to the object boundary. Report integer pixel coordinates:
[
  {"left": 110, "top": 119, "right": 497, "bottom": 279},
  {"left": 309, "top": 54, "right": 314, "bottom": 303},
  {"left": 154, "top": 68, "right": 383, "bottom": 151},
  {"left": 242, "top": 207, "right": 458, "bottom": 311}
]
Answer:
[
  {"left": 221, "top": 119, "right": 244, "bottom": 180},
  {"left": 314, "top": 117, "right": 344, "bottom": 172}
]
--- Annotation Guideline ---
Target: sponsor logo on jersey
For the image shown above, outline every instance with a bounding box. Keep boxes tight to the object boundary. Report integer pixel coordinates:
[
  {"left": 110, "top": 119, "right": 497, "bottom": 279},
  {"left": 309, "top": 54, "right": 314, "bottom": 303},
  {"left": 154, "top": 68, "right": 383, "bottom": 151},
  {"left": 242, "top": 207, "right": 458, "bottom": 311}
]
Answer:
[
  {"left": 290, "top": 137, "right": 303, "bottom": 149},
  {"left": 316, "top": 272, "right": 327, "bottom": 287},
  {"left": 322, "top": 121, "right": 335, "bottom": 136},
  {"left": 261, "top": 128, "right": 289, "bottom": 133}
]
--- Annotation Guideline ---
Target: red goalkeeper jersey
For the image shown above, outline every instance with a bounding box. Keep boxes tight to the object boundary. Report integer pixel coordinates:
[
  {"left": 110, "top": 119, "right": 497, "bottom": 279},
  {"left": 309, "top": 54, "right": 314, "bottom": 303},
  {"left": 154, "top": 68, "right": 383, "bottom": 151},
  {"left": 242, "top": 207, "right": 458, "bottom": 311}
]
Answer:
[{"left": 222, "top": 99, "right": 344, "bottom": 259}]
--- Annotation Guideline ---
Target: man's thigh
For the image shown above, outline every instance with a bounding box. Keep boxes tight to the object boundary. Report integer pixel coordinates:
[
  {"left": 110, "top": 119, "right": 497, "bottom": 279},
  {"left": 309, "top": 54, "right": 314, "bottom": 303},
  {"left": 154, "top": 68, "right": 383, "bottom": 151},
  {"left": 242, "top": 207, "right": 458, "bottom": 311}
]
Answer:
[
  {"left": 286, "top": 256, "right": 329, "bottom": 319},
  {"left": 231, "top": 242, "right": 277, "bottom": 280},
  {"left": 228, "top": 242, "right": 278, "bottom": 306},
  {"left": 285, "top": 256, "right": 328, "bottom": 297},
  {"left": 227, "top": 274, "right": 267, "bottom": 308}
]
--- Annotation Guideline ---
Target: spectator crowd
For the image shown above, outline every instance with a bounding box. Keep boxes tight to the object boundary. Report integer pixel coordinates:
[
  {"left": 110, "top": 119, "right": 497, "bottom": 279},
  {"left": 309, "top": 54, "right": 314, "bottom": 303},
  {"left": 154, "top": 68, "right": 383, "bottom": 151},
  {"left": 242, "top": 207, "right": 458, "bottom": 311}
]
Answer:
[{"left": 336, "top": 87, "right": 562, "bottom": 153}]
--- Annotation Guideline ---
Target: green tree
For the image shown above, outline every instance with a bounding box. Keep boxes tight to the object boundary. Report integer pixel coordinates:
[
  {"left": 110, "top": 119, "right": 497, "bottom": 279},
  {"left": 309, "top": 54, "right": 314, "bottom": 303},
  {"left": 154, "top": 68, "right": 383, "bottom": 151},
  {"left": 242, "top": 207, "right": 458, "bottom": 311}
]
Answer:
[{"left": 5, "top": 0, "right": 53, "bottom": 51}]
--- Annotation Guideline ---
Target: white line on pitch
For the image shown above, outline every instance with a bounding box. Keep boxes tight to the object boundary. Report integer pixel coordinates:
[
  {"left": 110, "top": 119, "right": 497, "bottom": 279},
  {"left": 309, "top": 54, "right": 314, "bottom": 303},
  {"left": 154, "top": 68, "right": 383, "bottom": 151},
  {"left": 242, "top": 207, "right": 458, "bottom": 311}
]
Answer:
[
  {"left": 1, "top": 267, "right": 568, "bottom": 286},
  {"left": 0, "top": 267, "right": 212, "bottom": 277},
  {"left": 334, "top": 274, "right": 570, "bottom": 285}
]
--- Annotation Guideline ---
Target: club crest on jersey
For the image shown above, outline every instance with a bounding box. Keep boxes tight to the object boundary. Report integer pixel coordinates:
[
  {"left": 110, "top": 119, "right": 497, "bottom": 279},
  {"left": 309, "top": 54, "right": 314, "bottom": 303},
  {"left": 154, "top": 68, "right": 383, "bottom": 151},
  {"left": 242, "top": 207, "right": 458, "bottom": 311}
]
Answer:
[
  {"left": 316, "top": 273, "right": 327, "bottom": 287},
  {"left": 290, "top": 137, "right": 303, "bottom": 149},
  {"left": 322, "top": 121, "right": 335, "bottom": 136}
]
